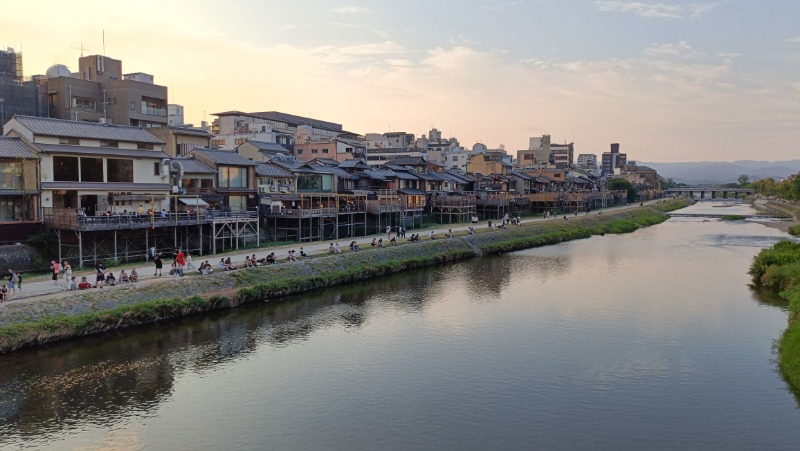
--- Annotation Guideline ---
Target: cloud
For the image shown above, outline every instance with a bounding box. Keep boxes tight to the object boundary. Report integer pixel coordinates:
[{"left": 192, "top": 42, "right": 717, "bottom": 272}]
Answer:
[
  {"left": 331, "top": 6, "right": 371, "bottom": 14},
  {"left": 643, "top": 41, "right": 699, "bottom": 58},
  {"left": 786, "top": 36, "right": 800, "bottom": 44},
  {"left": 596, "top": 1, "right": 719, "bottom": 19}
]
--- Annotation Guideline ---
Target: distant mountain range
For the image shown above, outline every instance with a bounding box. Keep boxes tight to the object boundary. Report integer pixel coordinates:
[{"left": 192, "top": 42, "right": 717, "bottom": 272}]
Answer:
[{"left": 639, "top": 160, "right": 800, "bottom": 185}]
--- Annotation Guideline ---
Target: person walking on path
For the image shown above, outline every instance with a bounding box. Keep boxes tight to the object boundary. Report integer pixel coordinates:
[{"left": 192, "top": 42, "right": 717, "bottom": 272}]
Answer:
[
  {"left": 50, "top": 260, "right": 61, "bottom": 285},
  {"left": 175, "top": 249, "right": 186, "bottom": 276},
  {"left": 386, "top": 226, "right": 391, "bottom": 239},
  {"left": 15, "top": 272, "right": 22, "bottom": 292},
  {"left": 63, "top": 261, "right": 73, "bottom": 285},
  {"left": 154, "top": 253, "right": 163, "bottom": 276},
  {"left": 94, "top": 260, "right": 106, "bottom": 288}
]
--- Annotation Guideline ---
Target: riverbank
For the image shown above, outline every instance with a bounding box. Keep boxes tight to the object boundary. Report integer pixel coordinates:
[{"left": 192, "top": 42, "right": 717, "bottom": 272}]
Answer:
[
  {"left": 750, "top": 240, "right": 800, "bottom": 396},
  {"left": 753, "top": 199, "right": 800, "bottom": 233},
  {"left": 0, "top": 201, "right": 687, "bottom": 354}
]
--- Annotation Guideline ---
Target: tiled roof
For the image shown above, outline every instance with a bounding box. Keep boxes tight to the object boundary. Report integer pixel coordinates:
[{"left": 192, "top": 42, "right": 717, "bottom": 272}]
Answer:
[
  {"left": 166, "top": 126, "right": 212, "bottom": 137},
  {"left": 0, "top": 137, "right": 37, "bottom": 158},
  {"left": 256, "top": 163, "right": 294, "bottom": 178},
  {"left": 192, "top": 149, "right": 259, "bottom": 166},
  {"left": 241, "top": 140, "right": 291, "bottom": 154},
  {"left": 509, "top": 171, "right": 534, "bottom": 180},
  {"left": 12, "top": 116, "right": 164, "bottom": 144},
  {"left": 392, "top": 170, "right": 421, "bottom": 180},
  {"left": 338, "top": 158, "right": 369, "bottom": 169},
  {"left": 174, "top": 157, "right": 216, "bottom": 174}
]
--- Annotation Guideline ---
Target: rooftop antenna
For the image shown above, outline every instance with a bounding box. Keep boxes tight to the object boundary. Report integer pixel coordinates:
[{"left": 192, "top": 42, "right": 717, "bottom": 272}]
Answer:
[
  {"left": 72, "top": 40, "right": 88, "bottom": 57},
  {"left": 102, "top": 30, "right": 105, "bottom": 56}
]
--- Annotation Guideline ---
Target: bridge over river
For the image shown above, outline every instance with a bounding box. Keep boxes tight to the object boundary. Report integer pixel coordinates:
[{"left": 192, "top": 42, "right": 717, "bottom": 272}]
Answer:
[{"left": 663, "top": 187, "right": 754, "bottom": 199}]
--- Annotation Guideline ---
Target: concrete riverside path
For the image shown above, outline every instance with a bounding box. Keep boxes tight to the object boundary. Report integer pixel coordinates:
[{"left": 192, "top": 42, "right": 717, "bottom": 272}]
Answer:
[{"left": 1, "top": 201, "right": 662, "bottom": 304}]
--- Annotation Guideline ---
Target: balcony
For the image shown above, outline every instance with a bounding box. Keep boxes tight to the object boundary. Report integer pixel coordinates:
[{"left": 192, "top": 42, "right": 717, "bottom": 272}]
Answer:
[{"left": 141, "top": 105, "right": 167, "bottom": 117}]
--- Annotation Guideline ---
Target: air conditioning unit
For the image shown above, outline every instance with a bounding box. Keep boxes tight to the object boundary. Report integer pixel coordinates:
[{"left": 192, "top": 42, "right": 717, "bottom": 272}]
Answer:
[
  {"left": 279, "top": 186, "right": 287, "bottom": 193},
  {"left": 270, "top": 186, "right": 276, "bottom": 192}
]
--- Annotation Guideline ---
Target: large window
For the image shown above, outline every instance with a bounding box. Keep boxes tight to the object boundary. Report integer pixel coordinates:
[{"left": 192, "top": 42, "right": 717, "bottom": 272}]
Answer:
[
  {"left": 0, "top": 196, "right": 34, "bottom": 221},
  {"left": 53, "top": 156, "right": 79, "bottom": 182},
  {"left": 0, "top": 162, "right": 22, "bottom": 189},
  {"left": 219, "top": 167, "right": 246, "bottom": 188},
  {"left": 81, "top": 158, "right": 104, "bottom": 182},
  {"left": 228, "top": 195, "right": 246, "bottom": 212},
  {"left": 107, "top": 159, "right": 133, "bottom": 183},
  {"left": 72, "top": 97, "right": 96, "bottom": 110},
  {"left": 297, "top": 174, "right": 332, "bottom": 192}
]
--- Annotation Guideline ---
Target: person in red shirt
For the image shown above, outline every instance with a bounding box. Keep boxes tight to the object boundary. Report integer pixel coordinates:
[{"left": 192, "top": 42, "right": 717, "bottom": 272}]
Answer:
[{"left": 175, "top": 249, "right": 185, "bottom": 276}]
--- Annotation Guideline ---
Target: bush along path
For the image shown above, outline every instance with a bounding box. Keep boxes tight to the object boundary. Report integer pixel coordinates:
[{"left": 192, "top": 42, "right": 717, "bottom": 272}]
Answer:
[{"left": 0, "top": 202, "right": 682, "bottom": 354}]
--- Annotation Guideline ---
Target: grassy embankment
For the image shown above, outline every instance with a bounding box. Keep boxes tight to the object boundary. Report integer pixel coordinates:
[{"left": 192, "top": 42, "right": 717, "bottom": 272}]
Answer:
[
  {"left": 0, "top": 200, "right": 688, "bottom": 353},
  {"left": 750, "top": 240, "right": 800, "bottom": 394}
]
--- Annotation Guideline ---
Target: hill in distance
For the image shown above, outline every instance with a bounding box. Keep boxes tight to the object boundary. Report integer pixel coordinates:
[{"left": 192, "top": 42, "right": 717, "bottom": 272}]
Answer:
[{"left": 639, "top": 160, "right": 800, "bottom": 185}]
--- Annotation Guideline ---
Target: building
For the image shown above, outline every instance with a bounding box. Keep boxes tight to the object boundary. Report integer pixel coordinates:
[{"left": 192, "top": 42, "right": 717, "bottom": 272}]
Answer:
[
  {"left": 168, "top": 104, "right": 184, "bottom": 126},
  {"left": 146, "top": 125, "right": 213, "bottom": 157},
  {"left": 426, "top": 148, "right": 470, "bottom": 172},
  {"left": 0, "top": 136, "right": 40, "bottom": 243},
  {"left": 577, "top": 153, "right": 598, "bottom": 169},
  {"left": 602, "top": 143, "right": 627, "bottom": 176},
  {"left": 184, "top": 148, "right": 259, "bottom": 211},
  {"left": 517, "top": 135, "right": 551, "bottom": 168},
  {"left": 210, "top": 111, "right": 357, "bottom": 151},
  {"left": 235, "top": 140, "right": 293, "bottom": 162},
  {"left": 46, "top": 54, "right": 168, "bottom": 127},
  {"left": 467, "top": 152, "right": 512, "bottom": 176},
  {"left": 0, "top": 48, "right": 48, "bottom": 123}
]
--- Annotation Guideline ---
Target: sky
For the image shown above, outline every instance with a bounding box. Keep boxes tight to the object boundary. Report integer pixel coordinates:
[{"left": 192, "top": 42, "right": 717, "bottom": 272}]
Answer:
[{"left": 4, "top": 0, "right": 800, "bottom": 162}]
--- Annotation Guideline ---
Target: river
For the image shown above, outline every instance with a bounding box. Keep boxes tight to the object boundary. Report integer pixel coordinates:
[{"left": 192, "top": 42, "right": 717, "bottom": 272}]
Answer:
[{"left": 1, "top": 201, "right": 799, "bottom": 450}]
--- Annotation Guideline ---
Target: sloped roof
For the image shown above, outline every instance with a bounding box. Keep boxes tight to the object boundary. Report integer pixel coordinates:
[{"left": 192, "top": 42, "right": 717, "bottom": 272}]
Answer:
[
  {"left": 311, "top": 158, "right": 341, "bottom": 166},
  {"left": 12, "top": 115, "right": 164, "bottom": 144},
  {"left": 509, "top": 171, "right": 534, "bottom": 180},
  {"left": 392, "top": 170, "right": 421, "bottom": 180},
  {"left": 173, "top": 157, "right": 216, "bottom": 174},
  {"left": 310, "top": 164, "right": 358, "bottom": 180},
  {"left": 241, "top": 140, "right": 291, "bottom": 154},
  {"left": 166, "top": 126, "right": 212, "bottom": 137},
  {"left": 192, "top": 148, "right": 259, "bottom": 166},
  {"left": 256, "top": 163, "right": 294, "bottom": 178},
  {"left": 0, "top": 137, "right": 37, "bottom": 158},
  {"left": 338, "top": 158, "right": 369, "bottom": 169}
]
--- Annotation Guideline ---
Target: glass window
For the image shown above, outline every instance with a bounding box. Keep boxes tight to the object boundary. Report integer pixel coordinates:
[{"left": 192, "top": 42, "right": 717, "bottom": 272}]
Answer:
[
  {"left": 219, "top": 167, "right": 246, "bottom": 188},
  {"left": 0, "top": 162, "right": 23, "bottom": 189},
  {"left": 107, "top": 159, "right": 133, "bottom": 183},
  {"left": 81, "top": 157, "right": 104, "bottom": 182},
  {"left": 153, "top": 162, "right": 161, "bottom": 176},
  {"left": 137, "top": 143, "right": 154, "bottom": 150},
  {"left": 99, "top": 140, "right": 119, "bottom": 148},
  {"left": 53, "top": 156, "right": 79, "bottom": 182},
  {"left": 228, "top": 195, "right": 246, "bottom": 212},
  {"left": 59, "top": 137, "right": 80, "bottom": 145}
]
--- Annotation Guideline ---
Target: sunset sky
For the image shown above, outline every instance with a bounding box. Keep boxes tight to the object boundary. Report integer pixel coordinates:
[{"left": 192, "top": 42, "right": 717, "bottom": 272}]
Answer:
[{"left": 5, "top": 0, "right": 800, "bottom": 162}]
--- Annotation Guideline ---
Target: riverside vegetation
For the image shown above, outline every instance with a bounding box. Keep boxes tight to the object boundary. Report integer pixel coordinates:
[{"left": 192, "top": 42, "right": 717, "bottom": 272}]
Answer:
[
  {"left": 0, "top": 200, "right": 689, "bottom": 354},
  {"left": 750, "top": 240, "right": 800, "bottom": 394}
]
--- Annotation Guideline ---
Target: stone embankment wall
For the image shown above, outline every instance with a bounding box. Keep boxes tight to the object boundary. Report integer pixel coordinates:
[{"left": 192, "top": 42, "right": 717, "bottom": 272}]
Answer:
[
  {"left": 0, "top": 205, "right": 679, "bottom": 353},
  {"left": 0, "top": 244, "right": 37, "bottom": 272}
]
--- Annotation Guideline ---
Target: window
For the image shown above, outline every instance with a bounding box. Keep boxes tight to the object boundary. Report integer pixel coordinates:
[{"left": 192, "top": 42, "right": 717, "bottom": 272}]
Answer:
[
  {"left": 99, "top": 140, "right": 119, "bottom": 148},
  {"left": 228, "top": 195, "right": 246, "bottom": 212},
  {"left": 130, "top": 101, "right": 136, "bottom": 111},
  {"left": 219, "top": 167, "right": 246, "bottom": 188},
  {"left": 59, "top": 137, "right": 80, "bottom": 145},
  {"left": 311, "top": 149, "right": 318, "bottom": 154},
  {"left": 297, "top": 149, "right": 304, "bottom": 154},
  {"left": 138, "top": 143, "right": 154, "bottom": 150},
  {"left": 322, "top": 149, "right": 329, "bottom": 154},
  {"left": 107, "top": 159, "right": 133, "bottom": 183},
  {"left": 0, "top": 162, "right": 23, "bottom": 189},
  {"left": 81, "top": 158, "right": 104, "bottom": 182},
  {"left": 154, "top": 162, "right": 161, "bottom": 176},
  {"left": 72, "top": 97, "right": 96, "bottom": 110},
  {"left": 235, "top": 138, "right": 247, "bottom": 145},
  {"left": 53, "top": 156, "right": 79, "bottom": 182},
  {"left": 211, "top": 139, "right": 226, "bottom": 146}
]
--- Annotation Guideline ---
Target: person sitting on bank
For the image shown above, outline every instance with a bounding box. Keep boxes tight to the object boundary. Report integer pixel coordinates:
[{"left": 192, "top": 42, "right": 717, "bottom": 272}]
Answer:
[
  {"left": 244, "top": 256, "right": 253, "bottom": 268},
  {"left": 219, "top": 258, "right": 227, "bottom": 272},
  {"left": 105, "top": 270, "right": 116, "bottom": 286},
  {"left": 287, "top": 250, "right": 297, "bottom": 262},
  {"left": 78, "top": 276, "right": 93, "bottom": 290},
  {"left": 119, "top": 269, "right": 129, "bottom": 283},
  {"left": 446, "top": 228, "right": 453, "bottom": 238},
  {"left": 333, "top": 242, "right": 343, "bottom": 254},
  {"left": 130, "top": 268, "right": 139, "bottom": 282},
  {"left": 389, "top": 236, "right": 397, "bottom": 246},
  {"left": 299, "top": 247, "right": 308, "bottom": 259},
  {"left": 225, "top": 257, "right": 237, "bottom": 270},
  {"left": 468, "top": 226, "right": 475, "bottom": 235},
  {"left": 349, "top": 241, "right": 361, "bottom": 251},
  {"left": 371, "top": 238, "right": 377, "bottom": 247},
  {"left": 429, "top": 230, "right": 436, "bottom": 240},
  {"left": 330, "top": 243, "right": 337, "bottom": 253},
  {"left": 266, "top": 252, "right": 277, "bottom": 264},
  {"left": 68, "top": 276, "right": 77, "bottom": 291},
  {"left": 377, "top": 238, "right": 385, "bottom": 248}
]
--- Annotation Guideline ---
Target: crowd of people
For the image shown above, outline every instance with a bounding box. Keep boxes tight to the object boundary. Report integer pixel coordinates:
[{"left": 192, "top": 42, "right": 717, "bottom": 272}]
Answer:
[{"left": 4, "top": 214, "right": 540, "bottom": 303}]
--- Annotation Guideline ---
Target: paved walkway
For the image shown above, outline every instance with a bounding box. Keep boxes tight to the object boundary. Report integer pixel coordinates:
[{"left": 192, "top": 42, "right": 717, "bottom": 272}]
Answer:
[{"left": 1, "top": 201, "right": 660, "bottom": 303}]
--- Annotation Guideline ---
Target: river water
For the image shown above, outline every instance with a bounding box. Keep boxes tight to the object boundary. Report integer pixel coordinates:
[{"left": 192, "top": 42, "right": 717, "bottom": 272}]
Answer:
[{"left": 1, "top": 202, "right": 799, "bottom": 450}]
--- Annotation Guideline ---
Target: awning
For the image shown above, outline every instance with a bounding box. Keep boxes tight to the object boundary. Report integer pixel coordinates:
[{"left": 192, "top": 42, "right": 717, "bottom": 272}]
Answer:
[
  {"left": 179, "top": 198, "right": 210, "bottom": 207},
  {"left": 112, "top": 194, "right": 167, "bottom": 201}
]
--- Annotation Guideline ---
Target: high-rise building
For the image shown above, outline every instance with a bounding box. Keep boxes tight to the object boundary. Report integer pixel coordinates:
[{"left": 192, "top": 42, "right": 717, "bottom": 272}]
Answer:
[
  {"left": 0, "top": 48, "right": 48, "bottom": 123},
  {"left": 46, "top": 54, "right": 168, "bottom": 127},
  {"left": 602, "top": 143, "right": 627, "bottom": 176}
]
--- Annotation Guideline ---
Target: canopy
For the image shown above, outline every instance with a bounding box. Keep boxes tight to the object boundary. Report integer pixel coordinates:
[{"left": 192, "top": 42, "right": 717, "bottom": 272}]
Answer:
[{"left": 178, "top": 198, "right": 210, "bottom": 207}]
